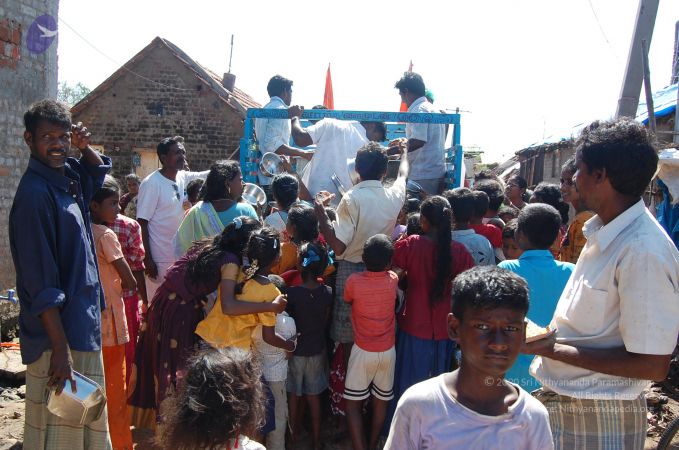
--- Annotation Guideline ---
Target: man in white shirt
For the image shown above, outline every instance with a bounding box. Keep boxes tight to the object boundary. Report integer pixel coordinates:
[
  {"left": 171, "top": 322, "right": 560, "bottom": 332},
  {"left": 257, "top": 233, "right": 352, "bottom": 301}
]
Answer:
[
  {"left": 395, "top": 72, "right": 445, "bottom": 195},
  {"left": 524, "top": 119, "right": 679, "bottom": 450},
  {"left": 254, "top": 75, "right": 313, "bottom": 195},
  {"left": 136, "top": 136, "right": 209, "bottom": 301},
  {"left": 315, "top": 142, "right": 409, "bottom": 357},
  {"left": 288, "top": 105, "right": 387, "bottom": 204}
]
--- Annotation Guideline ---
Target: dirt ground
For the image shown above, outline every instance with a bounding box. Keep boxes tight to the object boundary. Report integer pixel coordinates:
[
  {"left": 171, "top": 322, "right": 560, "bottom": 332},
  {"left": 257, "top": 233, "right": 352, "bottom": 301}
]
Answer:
[
  {"left": 2, "top": 373, "right": 678, "bottom": 449},
  {"left": 645, "top": 384, "right": 679, "bottom": 450},
  {"left": 0, "top": 396, "right": 23, "bottom": 449}
]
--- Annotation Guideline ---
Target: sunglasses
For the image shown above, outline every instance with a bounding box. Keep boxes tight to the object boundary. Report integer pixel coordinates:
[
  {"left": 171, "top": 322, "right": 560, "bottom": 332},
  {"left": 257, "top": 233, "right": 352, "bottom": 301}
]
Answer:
[{"left": 172, "top": 184, "right": 180, "bottom": 200}]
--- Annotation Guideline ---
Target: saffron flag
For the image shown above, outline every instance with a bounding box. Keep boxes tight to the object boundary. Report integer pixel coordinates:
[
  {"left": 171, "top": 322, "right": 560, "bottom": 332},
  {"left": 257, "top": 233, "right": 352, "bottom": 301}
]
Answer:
[
  {"left": 399, "top": 60, "right": 413, "bottom": 112},
  {"left": 323, "top": 63, "right": 334, "bottom": 110}
]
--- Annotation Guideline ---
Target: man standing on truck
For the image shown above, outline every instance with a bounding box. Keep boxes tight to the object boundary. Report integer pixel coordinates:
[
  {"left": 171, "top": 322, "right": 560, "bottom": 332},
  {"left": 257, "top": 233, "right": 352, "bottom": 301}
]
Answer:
[
  {"left": 255, "top": 75, "right": 313, "bottom": 199},
  {"left": 394, "top": 72, "right": 446, "bottom": 195}
]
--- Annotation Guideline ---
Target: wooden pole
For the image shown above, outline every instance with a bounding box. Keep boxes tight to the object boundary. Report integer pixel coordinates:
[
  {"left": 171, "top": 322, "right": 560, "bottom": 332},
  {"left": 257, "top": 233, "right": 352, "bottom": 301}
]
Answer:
[{"left": 641, "top": 39, "right": 656, "bottom": 133}]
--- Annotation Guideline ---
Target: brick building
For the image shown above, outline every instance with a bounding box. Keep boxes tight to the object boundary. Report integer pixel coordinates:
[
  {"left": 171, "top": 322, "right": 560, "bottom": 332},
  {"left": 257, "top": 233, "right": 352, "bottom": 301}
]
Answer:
[
  {"left": 0, "top": 0, "right": 59, "bottom": 294},
  {"left": 71, "top": 36, "right": 260, "bottom": 179}
]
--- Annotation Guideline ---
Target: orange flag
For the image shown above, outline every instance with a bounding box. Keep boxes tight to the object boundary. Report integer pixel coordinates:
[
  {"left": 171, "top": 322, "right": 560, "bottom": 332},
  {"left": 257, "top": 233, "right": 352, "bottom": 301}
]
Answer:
[
  {"left": 399, "top": 60, "right": 413, "bottom": 112},
  {"left": 323, "top": 63, "right": 334, "bottom": 110}
]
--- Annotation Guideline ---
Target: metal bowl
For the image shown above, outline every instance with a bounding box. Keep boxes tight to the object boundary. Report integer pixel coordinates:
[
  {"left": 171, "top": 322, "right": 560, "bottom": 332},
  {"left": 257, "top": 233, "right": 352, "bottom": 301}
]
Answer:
[
  {"left": 346, "top": 158, "right": 360, "bottom": 185},
  {"left": 45, "top": 371, "right": 107, "bottom": 425},
  {"left": 259, "top": 152, "right": 284, "bottom": 178},
  {"left": 241, "top": 183, "right": 267, "bottom": 207}
]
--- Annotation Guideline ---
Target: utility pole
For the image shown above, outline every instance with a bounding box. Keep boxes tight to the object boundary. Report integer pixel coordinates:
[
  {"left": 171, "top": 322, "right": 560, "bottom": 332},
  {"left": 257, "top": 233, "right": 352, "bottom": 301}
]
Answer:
[
  {"left": 671, "top": 21, "right": 679, "bottom": 85},
  {"left": 615, "top": 0, "right": 660, "bottom": 119}
]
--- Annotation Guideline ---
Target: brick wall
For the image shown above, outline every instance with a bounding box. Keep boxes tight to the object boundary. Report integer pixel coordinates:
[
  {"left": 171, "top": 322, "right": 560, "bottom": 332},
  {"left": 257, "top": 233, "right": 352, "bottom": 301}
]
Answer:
[
  {"left": 72, "top": 42, "right": 244, "bottom": 180},
  {"left": 0, "top": 0, "right": 59, "bottom": 292}
]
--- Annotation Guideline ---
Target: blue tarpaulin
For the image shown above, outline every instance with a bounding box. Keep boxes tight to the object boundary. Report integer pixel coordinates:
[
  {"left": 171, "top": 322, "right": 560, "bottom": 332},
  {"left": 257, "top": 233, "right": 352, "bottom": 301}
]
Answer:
[
  {"left": 637, "top": 83, "right": 678, "bottom": 124},
  {"left": 522, "top": 83, "right": 678, "bottom": 149}
]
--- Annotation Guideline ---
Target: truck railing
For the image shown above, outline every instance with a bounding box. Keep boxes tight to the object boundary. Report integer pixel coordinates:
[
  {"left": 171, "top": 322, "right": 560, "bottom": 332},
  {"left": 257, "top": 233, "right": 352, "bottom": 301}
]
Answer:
[{"left": 240, "top": 109, "right": 463, "bottom": 189}]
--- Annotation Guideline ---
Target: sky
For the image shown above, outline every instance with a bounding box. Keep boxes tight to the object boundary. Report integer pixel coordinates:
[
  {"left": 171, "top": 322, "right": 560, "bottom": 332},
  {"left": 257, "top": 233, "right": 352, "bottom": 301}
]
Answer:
[{"left": 57, "top": 0, "right": 679, "bottom": 163}]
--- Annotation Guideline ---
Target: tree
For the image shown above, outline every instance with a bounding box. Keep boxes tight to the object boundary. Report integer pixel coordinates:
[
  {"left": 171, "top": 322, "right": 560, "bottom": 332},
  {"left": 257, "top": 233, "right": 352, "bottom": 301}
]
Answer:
[{"left": 57, "top": 81, "right": 91, "bottom": 106}]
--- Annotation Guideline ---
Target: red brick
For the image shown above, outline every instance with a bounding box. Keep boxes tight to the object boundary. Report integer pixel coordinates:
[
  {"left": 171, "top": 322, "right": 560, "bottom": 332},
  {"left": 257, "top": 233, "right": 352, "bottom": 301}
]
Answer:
[
  {"left": 11, "top": 44, "right": 19, "bottom": 60},
  {"left": 11, "top": 29, "right": 20, "bottom": 45},
  {"left": 0, "top": 25, "right": 9, "bottom": 43}
]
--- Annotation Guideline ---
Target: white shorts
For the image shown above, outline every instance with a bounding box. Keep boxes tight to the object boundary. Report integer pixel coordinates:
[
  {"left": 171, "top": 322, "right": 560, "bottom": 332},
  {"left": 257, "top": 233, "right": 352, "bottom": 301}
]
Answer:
[{"left": 343, "top": 344, "right": 396, "bottom": 401}]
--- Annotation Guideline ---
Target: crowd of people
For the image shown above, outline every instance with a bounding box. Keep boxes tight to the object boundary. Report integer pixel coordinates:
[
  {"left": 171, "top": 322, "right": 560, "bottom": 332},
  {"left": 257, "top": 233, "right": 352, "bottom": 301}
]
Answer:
[{"left": 8, "top": 69, "right": 679, "bottom": 450}]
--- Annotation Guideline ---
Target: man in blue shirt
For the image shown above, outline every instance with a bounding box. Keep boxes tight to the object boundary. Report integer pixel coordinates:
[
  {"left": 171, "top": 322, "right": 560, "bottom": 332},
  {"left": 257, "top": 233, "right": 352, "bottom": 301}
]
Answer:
[
  {"left": 499, "top": 203, "right": 574, "bottom": 392},
  {"left": 9, "top": 100, "right": 112, "bottom": 448}
]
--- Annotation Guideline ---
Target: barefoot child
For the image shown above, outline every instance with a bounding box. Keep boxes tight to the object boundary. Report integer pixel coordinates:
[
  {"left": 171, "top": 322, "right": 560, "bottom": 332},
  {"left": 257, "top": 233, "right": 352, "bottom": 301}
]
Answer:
[
  {"left": 90, "top": 176, "right": 137, "bottom": 449},
  {"left": 128, "top": 217, "right": 286, "bottom": 430},
  {"left": 385, "top": 266, "right": 554, "bottom": 449},
  {"left": 285, "top": 242, "right": 334, "bottom": 450},
  {"left": 343, "top": 234, "right": 399, "bottom": 450},
  {"left": 251, "top": 274, "right": 297, "bottom": 450},
  {"left": 195, "top": 227, "right": 297, "bottom": 438}
]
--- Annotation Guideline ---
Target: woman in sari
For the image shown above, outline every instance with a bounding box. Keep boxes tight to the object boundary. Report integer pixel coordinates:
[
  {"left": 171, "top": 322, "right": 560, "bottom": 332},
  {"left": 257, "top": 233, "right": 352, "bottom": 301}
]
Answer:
[
  {"left": 128, "top": 217, "right": 286, "bottom": 430},
  {"left": 174, "top": 160, "right": 257, "bottom": 259}
]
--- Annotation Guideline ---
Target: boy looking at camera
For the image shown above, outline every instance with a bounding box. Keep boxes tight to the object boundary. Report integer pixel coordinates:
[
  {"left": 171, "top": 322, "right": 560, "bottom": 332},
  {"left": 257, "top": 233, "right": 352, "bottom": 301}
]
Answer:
[{"left": 385, "top": 266, "right": 553, "bottom": 450}]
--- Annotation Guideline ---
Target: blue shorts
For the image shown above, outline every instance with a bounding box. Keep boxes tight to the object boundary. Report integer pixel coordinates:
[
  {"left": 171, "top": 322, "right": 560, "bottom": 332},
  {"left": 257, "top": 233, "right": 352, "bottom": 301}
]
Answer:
[{"left": 287, "top": 352, "right": 329, "bottom": 396}]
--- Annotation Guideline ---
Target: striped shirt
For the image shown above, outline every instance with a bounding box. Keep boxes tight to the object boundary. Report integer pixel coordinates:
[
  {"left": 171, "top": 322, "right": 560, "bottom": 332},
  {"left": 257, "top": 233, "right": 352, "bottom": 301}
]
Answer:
[
  {"left": 109, "top": 214, "right": 145, "bottom": 297},
  {"left": 252, "top": 312, "right": 297, "bottom": 382},
  {"left": 344, "top": 270, "right": 398, "bottom": 352}
]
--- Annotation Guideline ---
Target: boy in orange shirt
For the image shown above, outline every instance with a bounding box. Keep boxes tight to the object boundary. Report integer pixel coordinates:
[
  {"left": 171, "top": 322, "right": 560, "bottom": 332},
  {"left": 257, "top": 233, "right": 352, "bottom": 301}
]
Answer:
[
  {"left": 343, "top": 234, "right": 399, "bottom": 450},
  {"left": 90, "top": 176, "right": 137, "bottom": 449}
]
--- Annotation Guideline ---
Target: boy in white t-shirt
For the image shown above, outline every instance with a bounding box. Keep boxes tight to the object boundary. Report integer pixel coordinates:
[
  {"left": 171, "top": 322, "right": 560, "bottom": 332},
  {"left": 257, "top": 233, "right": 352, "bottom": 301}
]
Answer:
[{"left": 385, "top": 266, "right": 553, "bottom": 450}]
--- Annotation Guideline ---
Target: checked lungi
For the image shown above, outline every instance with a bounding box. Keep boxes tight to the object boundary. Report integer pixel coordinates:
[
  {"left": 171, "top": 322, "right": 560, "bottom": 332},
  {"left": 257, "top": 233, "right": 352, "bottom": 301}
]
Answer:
[
  {"left": 329, "top": 260, "right": 365, "bottom": 344},
  {"left": 534, "top": 389, "right": 646, "bottom": 450},
  {"left": 24, "top": 349, "right": 111, "bottom": 450}
]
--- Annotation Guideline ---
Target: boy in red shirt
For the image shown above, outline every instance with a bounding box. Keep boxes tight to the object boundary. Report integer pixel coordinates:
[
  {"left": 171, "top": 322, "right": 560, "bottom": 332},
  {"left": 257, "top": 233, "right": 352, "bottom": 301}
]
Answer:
[{"left": 343, "top": 234, "right": 398, "bottom": 450}]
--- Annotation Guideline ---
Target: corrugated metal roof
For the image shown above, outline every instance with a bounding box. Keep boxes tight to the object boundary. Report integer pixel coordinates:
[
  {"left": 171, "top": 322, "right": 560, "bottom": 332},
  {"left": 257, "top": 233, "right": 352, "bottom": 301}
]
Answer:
[
  {"left": 637, "top": 83, "right": 677, "bottom": 124},
  {"left": 517, "top": 83, "right": 678, "bottom": 153}
]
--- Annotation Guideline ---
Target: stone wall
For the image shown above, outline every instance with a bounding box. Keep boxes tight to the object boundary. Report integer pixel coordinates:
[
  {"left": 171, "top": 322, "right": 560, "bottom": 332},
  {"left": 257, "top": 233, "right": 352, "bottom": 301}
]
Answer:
[
  {"left": 72, "top": 42, "right": 244, "bottom": 180},
  {"left": 0, "top": 0, "right": 58, "bottom": 293}
]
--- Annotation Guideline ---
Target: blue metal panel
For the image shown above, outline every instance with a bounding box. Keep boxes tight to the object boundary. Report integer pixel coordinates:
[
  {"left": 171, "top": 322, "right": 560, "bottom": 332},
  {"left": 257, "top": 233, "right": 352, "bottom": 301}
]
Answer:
[
  {"left": 453, "top": 123, "right": 464, "bottom": 188},
  {"left": 240, "top": 117, "right": 257, "bottom": 183},
  {"left": 246, "top": 108, "right": 460, "bottom": 125}
]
